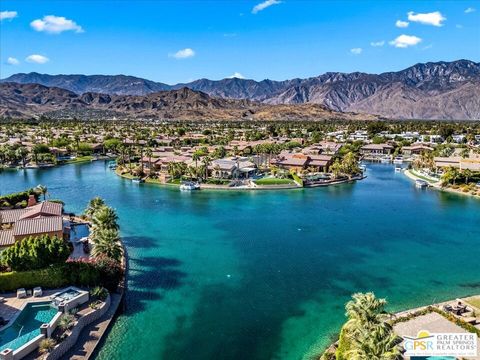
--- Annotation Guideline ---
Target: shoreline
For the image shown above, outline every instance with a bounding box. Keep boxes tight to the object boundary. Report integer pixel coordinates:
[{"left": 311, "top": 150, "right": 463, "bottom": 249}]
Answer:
[
  {"left": 115, "top": 168, "right": 364, "bottom": 191},
  {"left": 404, "top": 169, "right": 480, "bottom": 200}
]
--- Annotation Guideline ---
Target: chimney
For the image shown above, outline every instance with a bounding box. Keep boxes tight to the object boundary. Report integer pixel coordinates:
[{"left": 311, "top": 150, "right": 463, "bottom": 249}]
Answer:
[{"left": 27, "top": 195, "right": 37, "bottom": 207}]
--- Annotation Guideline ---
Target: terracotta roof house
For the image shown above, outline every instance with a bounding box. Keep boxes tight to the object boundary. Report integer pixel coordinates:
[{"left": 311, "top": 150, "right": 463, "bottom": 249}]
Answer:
[
  {"left": 360, "top": 143, "right": 394, "bottom": 156},
  {"left": 402, "top": 144, "right": 434, "bottom": 156},
  {"left": 271, "top": 153, "right": 332, "bottom": 173},
  {"left": 0, "top": 199, "right": 65, "bottom": 248}
]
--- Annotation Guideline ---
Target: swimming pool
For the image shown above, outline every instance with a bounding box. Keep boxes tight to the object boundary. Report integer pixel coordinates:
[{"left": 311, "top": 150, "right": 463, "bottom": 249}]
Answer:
[{"left": 0, "top": 302, "right": 58, "bottom": 352}]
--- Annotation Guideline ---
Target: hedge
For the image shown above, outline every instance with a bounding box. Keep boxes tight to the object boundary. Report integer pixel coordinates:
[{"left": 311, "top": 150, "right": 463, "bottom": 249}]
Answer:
[
  {"left": 0, "top": 266, "right": 68, "bottom": 292},
  {"left": 0, "top": 258, "right": 123, "bottom": 292},
  {"left": 0, "top": 188, "right": 39, "bottom": 208}
]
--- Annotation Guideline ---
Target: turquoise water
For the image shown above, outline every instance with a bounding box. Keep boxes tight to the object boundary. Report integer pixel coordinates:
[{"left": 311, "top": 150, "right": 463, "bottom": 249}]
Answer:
[
  {"left": 1, "top": 162, "right": 480, "bottom": 359},
  {"left": 0, "top": 302, "right": 58, "bottom": 351}
]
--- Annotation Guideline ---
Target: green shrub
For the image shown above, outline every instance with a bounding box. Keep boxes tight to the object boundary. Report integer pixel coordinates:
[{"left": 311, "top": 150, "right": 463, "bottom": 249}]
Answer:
[
  {"left": 1, "top": 235, "right": 70, "bottom": 271},
  {"left": 0, "top": 266, "right": 67, "bottom": 292},
  {"left": 0, "top": 188, "right": 39, "bottom": 208},
  {"left": 0, "top": 258, "right": 123, "bottom": 292}
]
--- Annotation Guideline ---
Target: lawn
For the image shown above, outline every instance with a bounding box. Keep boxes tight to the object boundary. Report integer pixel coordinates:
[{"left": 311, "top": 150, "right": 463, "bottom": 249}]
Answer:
[
  {"left": 465, "top": 296, "right": 480, "bottom": 310},
  {"left": 64, "top": 155, "right": 94, "bottom": 164},
  {"left": 254, "top": 178, "right": 295, "bottom": 185}
]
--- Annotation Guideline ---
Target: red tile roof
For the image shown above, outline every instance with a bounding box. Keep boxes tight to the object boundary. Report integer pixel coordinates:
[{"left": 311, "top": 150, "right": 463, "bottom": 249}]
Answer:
[
  {"left": 0, "top": 230, "right": 14, "bottom": 246},
  {"left": 13, "top": 216, "right": 63, "bottom": 237}
]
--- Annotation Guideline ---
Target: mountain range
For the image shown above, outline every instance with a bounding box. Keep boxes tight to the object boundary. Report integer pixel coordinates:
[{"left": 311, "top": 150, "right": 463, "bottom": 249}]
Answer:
[
  {"left": 1, "top": 59, "right": 479, "bottom": 120},
  {"left": 0, "top": 83, "right": 379, "bottom": 121}
]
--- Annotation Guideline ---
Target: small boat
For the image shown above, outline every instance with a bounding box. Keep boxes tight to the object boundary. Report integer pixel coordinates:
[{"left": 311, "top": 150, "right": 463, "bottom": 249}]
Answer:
[
  {"left": 380, "top": 156, "right": 391, "bottom": 163},
  {"left": 393, "top": 156, "right": 403, "bottom": 164},
  {"left": 180, "top": 181, "right": 200, "bottom": 191},
  {"left": 359, "top": 164, "right": 367, "bottom": 172},
  {"left": 132, "top": 178, "right": 144, "bottom": 183},
  {"left": 415, "top": 179, "right": 428, "bottom": 188},
  {"left": 394, "top": 166, "right": 402, "bottom": 172}
]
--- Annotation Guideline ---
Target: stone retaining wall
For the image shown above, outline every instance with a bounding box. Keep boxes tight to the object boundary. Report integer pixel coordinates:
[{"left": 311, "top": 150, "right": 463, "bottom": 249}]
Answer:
[{"left": 46, "top": 295, "right": 111, "bottom": 360}]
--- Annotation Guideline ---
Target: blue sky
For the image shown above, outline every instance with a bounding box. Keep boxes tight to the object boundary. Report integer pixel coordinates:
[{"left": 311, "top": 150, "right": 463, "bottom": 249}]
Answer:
[{"left": 0, "top": 0, "right": 479, "bottom": 84}]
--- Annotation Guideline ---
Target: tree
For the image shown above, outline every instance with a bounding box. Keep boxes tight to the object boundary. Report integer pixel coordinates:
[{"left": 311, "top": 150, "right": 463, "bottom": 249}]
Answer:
[
  {"left": 36, "top": 184, "right": 48, "bottom": 201},
  {"left": 330, "top": 160, "right": 342, "bottom": 179},
  {"left": 85, "top": 197, "right": 106, "bottom": 218},
  {"left": 463, "top": 169, "right": 473, "bottom": 184},
  {"left": 92, "top": 206, "right": 119, "bottom": 232},
  {"left": 337, "top": 292, "right": 399, "bottom": 360},
  {"left": 1, "top": 235, "right": 70, "bottom": 271},
  {"left": 91, "top": 228, "right": 122, "bottom": 262},
  {"left": 15, "top": 147, "right": 29, "bottom": 168},
  {"left": 341, "top": 152, "right": 360, "bottom": 178},
  {"left": 39, "top": 338, "right": 56, "bottom": 358}
]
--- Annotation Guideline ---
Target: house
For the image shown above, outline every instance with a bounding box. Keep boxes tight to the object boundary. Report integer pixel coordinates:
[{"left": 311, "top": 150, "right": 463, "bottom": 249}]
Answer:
[
  {"left": 401, "top": 144, "right": 434, "bottom": 156},
  {"left": 270, "top": 153, "right": 332, "bottom": 173},
  {"left": 434, "top": 156, "right": 480, "bottom": 172},
  {"left": 360, "top": 144, "right": 394, "bottom": 156},
  {"left": 210, "top": 157, "right": 257, "bottom": 179},
  {"left": 0, "top": 199, "right": 65, "bottom": 249}
]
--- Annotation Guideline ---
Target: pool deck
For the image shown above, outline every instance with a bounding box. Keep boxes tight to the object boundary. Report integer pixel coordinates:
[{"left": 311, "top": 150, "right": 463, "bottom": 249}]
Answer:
[{"left": 0, "top": 289, "right": 61, "bottom": 329}]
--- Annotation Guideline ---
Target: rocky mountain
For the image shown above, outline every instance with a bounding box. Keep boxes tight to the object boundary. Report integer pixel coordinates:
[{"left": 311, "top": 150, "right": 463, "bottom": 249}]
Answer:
[
  {"left": 0, "top": 82, "right": 379, "bottom": 121},
  {"left": 1, "top": 73, "right": 170, "bottom": 96},
  {"left": 2, "top": 60, "right": 479, "bottom": 119}
]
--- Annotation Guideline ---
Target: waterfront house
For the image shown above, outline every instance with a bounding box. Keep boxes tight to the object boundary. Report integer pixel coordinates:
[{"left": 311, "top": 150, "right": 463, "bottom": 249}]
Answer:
[
  {"left": 401, "top": 144, "right": 434, "bottom": 156},
  {"left": 360, "top": 144, "right": 394, "bottom": 157},
  {"left": 434, "top": 155, "right": 480, "bottom": 172},
  {"left": 0, "top": 199, "right": 65, "bottom": 249},
  {"left": 210, "top": 157, "right": 257, "bottom": 179},
  {"left": 270, "top": 153, "right": 332, "bottom": 173}
]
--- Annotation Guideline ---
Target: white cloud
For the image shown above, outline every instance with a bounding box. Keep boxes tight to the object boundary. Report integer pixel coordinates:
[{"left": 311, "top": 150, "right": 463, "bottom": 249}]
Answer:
[
  {"left": 389, "top": 34, "right": 422, "bottom": 48},
  {"left": 0, "top": 11, "right": 17, "bottom": 21},
  {"left": 350, "top": 48, "right": 362, "bottom": 55},
  {"left": 252, "top": 0, "right": 282, "bottom": 14},
  {"left": 25, "top": 54, "right": 49, "bottom": 64},
  {"left": 465, "top": 7, "right": 476, "bottom": 13},
  {"left": 169, "top": 48, "right": 195, "bottom": 59},
  {"left": 30, "top": 15, "right": 83, "bottom": 34},
  {"left": 370, "top": 40, "right": 385, "bottom": 47},
  {"left": 395, "top": 20, "right": 409, "bottom": 28},
  {"left": 228, "top": 72, "right": 245, "bottom": 79},
  {"left": 407, "top": 11, "right": 446, "bottom": 26},
  {"left": 7, "top": 57, "right": 19, "bottom": 65}
]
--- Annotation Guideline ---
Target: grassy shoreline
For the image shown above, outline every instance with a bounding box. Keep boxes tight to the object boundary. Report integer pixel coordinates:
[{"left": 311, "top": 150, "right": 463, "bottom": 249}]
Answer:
[{"left": 404, "top": 169, "right": 480, "bottom": 199}]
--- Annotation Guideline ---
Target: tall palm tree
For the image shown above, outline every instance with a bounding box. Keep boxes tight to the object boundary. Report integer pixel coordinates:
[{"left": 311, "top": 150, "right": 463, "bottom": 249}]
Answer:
[
  {"left": 346, "top": 327, "right": 401, "bottom": 360},
  {"left": 145, "top": 147, "right": 153, "bottom": 173},
  {"left": 92, "top": 206, "right": 119, "bottom": 232},
  {"left": 85, "top": 197, "right": 106, "bottom": 218},
  {"left": 202, "top": 156, "right": 211, "bottom": 180},
  {"left": 36, "top": 185, "right": 48, "bottom": 201},
  {"left": 92, "top": 228, "right": 122, "bottom": 262}
]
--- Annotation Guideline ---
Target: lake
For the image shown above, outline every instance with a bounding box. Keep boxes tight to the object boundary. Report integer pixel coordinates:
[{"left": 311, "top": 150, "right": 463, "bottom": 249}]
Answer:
[{"left": 1, "top": 162, "right": 479, "bottom": 360}]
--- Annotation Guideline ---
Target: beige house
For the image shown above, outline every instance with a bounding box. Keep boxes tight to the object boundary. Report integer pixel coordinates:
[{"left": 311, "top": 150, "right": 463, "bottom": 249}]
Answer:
[{"left": 0, "top": 200, "right": 64, "bottom": 248}]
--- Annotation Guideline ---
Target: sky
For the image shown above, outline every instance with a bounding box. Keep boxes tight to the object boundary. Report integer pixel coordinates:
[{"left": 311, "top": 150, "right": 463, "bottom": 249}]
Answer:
[{"left": 0, "top": 0, "right": 479, "bottom": 84}]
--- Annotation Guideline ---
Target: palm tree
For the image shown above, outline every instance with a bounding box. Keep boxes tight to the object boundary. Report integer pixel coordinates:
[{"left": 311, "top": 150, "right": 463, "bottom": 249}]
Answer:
[
  {"left": 92, "top": 228, "right": 122, "bottom": 262},
  {"left": 345, "top": 327, "right": 401, "bottom": 360},
  {"left": 330, "top": 159, "right": 342, "bottom": 179},
  {"left": 92, "top": 206, "right": 119, "bottom": 232},
  {"left": 85, "top": 197, "right": 106, "bottom": 218},
  {"left": 463, "top": 169, "right": 473, "bottom": 184},
  {"left": 202, "top": 156, "right": 211, "bottom": 180},
  {"left": 145, "top": 147, "right": 153, "bottom": 173},
  {"left": 36, "top": 185, "right": 48, "bottom": 201},
  {"left": 15, "top": 147, "right": 29, "bottom": 168}
]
